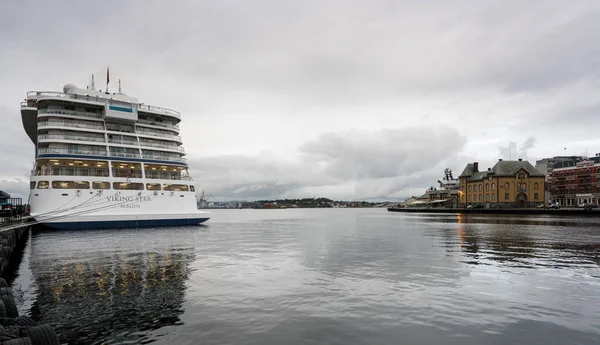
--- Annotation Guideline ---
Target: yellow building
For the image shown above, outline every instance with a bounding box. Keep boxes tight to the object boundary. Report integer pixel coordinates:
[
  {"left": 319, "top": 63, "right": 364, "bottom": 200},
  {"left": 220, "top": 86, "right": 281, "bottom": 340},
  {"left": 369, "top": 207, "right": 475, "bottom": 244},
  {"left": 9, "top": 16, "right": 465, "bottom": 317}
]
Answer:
[{"left": 458, "top": 159, "right": 545, "bottom": 207}]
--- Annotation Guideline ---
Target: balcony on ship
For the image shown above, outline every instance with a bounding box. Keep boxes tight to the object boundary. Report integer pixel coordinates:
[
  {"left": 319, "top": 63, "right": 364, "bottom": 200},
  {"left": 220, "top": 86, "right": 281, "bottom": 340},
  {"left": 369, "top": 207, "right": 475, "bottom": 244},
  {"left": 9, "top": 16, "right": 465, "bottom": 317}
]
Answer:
[
  {"left": 143, "top": 163, "right": 191, "bottom": 180},
  {"left": 136, "top": 128, "right": 182, "bottom": 141},
  {"left": 38, "top": 119, "right": 105, "bottom": 131},
  {"left": 111, "top": 162, "right": 143, "bottom": 178},
  {"left": 106, "top": 122, "right": 136, "bottom": 134},
  {"left": 38, "top": 145, "right": 108, "bottom": 157},
  {"left": 108, "top": 147, "right": 141, "bottom": 159},
  {"left": 138, "top": 104, "right": 181, "bottom": 122},
  {"left": 38, "top": 107, "right": 103, "bottom": 121},
  {"left": 137, "top": 115, "right": 180, "bottom": 131},
  {"left": 139, "top": 138, "right": 185, "bottom": 153},
  {"left": 141, "top": 149, "right": 186, "bottom": 163},
  {"left": 38, "top": 131, "right": 106, "bottom": 144},
  {"left": 34, "top": 159, "right": 110, "bottom": 177},
  {"left": 107, "top": 134, "right": 138, "bottom": 146}
]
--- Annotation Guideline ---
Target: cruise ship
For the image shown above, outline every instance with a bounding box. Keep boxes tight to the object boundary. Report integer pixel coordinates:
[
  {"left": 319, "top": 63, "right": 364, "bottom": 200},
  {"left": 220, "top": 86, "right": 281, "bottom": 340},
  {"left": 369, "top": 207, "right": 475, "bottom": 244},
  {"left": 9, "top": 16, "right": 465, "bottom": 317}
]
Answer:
[{"left": 20, "top": 75, "right": 210, "bottom": 229}]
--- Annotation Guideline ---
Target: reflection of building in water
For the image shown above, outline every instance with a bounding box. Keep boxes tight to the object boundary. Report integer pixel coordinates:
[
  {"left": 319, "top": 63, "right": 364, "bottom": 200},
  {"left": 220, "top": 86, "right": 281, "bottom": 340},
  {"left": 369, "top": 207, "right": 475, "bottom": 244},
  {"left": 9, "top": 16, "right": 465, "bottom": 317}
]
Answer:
[{"left": 27, "top": 236, "right": 194, "bottom": 344}]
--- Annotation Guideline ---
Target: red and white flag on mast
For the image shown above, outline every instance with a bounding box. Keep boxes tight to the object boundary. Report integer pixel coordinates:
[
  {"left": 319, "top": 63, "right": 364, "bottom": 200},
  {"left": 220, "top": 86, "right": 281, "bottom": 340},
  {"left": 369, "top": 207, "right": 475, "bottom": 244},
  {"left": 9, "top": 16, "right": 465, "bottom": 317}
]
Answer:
[{"left": 106, "top": 66, "right": 110, "bottom": 85}]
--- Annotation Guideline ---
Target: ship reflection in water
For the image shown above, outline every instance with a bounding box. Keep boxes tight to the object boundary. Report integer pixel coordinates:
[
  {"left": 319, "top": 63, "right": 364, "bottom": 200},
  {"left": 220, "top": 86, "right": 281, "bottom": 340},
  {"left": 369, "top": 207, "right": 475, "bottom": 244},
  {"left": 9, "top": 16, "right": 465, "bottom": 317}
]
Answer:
[
  {"left": 23, "top": 227, "right": 196, "bottom": 344},
  {"left": 10, "top": 211, "right": 600, "bottom": 345}
]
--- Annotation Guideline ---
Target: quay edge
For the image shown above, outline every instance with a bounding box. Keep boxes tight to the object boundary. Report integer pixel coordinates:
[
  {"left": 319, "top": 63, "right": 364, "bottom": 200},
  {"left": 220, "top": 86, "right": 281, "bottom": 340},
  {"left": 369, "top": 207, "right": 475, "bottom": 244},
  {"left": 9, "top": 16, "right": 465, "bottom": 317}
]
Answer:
[{"left": 387, "top": 207, "right": 600, "bottom": 216}]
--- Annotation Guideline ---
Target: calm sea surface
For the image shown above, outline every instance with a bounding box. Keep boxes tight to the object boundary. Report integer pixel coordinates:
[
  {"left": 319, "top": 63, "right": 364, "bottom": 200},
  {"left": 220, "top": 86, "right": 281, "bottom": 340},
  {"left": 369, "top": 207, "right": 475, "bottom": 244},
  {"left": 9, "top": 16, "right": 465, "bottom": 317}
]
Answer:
[{"left": 8, "top": 209, "right": 600, "bottom": 344}]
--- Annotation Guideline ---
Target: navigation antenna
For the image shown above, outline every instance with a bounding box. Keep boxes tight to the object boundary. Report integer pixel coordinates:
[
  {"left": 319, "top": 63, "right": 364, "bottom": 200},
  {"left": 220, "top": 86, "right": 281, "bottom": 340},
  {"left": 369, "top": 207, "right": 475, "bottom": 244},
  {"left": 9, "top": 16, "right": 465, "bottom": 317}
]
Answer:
[
  {"left": 118, "top": 79, "right": 122, "bottom": 94},
  {"left": 91, "top": 74, "right": 96, "bottom": 90}
]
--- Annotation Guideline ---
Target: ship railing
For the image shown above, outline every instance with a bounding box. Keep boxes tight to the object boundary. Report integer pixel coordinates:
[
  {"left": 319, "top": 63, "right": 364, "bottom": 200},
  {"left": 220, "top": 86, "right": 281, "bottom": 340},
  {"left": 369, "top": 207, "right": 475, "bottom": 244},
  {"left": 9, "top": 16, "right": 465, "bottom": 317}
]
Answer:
[
  {"left": 39, "top": 134, "right": 106, "bottom": 143},
  {"left": 139, "top": 141, "right": 185, "bottom": 152},
  {"left": 28, "top": 91, "right": 114, "bottom": 104},
  {"left": 38, "top": 121, "right": 105, "bottom": 131},
  {"left": 28, "top": 92, "right": 181, "bottom": 119},
  {"left": 136, "top": 129, "right": 182, "bottom": 140},
  {"left": 138, "top": 104, "right": 181, "bottom": 119},
  {"left": 38, "top": 148, "right": 108, "bottom": 156},
  {"left": 108, "top": 152, "right": 141, "bottom": 159},
  {"left": 38, "top": 108, "right": 103, "bottom": 119},
  {"left": 137, "top": 118, "right": 180, "bottom": 130},
  {"left": 108, "top": 139, "right": 139, "bottom": 146},
  {"left": 142, "top": 155, "right": 187, "bottom": 162},
  {"left": 33, "top": 168, "right": 110, "bottom": 177},
  {"left": 145, "top": 172, "right": 193, "bottom": 181}
]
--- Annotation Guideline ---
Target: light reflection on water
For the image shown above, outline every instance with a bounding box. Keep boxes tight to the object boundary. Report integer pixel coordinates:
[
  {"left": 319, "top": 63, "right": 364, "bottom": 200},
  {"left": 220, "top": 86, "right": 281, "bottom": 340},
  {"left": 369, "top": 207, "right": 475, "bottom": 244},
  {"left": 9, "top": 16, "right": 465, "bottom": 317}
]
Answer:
[{"left": 8, "top": 209, "right": 600, "bottom": 344}]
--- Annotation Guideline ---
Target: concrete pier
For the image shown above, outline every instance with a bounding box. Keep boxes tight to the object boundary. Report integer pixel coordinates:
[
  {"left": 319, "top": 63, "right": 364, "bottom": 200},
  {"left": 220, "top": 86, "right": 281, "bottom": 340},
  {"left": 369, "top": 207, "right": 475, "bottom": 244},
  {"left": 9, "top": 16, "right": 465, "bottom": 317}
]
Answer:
[{"left": 388, "top": 207, "right": 600, "bottom": 216}]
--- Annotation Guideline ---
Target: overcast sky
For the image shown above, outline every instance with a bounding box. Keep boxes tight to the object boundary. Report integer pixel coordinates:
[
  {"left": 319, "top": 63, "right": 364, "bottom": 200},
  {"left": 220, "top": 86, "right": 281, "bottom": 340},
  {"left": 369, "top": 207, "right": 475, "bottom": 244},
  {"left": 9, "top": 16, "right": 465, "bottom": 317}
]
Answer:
[{"left": 1, "top": 0, "right": 600, "bottom": 201}]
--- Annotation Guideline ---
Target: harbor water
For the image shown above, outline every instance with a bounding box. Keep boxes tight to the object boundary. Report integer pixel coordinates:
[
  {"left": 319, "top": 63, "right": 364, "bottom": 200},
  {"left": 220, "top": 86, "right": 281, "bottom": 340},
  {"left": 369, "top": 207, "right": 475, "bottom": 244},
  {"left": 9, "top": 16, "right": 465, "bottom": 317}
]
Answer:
[{"left": 8, "top": 209, "right": 600, "bottom": 344}]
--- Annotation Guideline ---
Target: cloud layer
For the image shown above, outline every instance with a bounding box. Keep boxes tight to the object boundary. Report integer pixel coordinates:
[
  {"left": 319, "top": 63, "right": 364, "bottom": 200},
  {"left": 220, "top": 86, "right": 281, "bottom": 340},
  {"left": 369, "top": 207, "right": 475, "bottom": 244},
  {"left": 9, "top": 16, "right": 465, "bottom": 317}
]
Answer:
[{"left": 1, "top": 1, "right": 600, "bottom": 200}]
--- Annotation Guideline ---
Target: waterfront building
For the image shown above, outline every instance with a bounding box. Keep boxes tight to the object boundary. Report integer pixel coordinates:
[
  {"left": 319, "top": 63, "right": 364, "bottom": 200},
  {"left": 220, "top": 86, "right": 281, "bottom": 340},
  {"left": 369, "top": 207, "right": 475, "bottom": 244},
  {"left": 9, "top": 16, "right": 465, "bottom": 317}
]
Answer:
[
  {"left": 458, "top": 159, "right": 545, "bottom": 207},
  {"left": 550, "top": 158, "right": 600, "bottom": 207}
]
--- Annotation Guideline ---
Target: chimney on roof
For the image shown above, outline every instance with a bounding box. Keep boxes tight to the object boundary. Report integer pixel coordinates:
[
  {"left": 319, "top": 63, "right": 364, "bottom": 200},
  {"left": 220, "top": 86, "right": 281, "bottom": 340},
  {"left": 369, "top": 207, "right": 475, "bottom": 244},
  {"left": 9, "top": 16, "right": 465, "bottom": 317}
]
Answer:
[{"left": 473, "top": 162, "right": 479, "bottom": 172}]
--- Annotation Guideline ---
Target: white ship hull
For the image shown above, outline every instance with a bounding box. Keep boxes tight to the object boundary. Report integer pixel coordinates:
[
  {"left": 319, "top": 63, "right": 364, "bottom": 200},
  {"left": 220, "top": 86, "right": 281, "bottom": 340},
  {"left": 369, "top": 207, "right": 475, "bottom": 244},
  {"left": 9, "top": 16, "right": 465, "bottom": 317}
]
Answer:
[
  {"left": 29, "top": 176, "right": 210, "bottom": 229},
  {"left": 22, "top": 77, "right": 211, "bottom": 229}
]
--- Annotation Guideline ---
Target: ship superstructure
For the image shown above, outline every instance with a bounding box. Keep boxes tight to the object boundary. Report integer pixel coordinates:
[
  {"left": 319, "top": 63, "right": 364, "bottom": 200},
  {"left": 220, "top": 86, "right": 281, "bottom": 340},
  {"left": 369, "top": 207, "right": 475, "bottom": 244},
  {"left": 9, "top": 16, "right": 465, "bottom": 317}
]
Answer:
[{"left": 21, "top": 76, "right": 209, "bottom": 228}]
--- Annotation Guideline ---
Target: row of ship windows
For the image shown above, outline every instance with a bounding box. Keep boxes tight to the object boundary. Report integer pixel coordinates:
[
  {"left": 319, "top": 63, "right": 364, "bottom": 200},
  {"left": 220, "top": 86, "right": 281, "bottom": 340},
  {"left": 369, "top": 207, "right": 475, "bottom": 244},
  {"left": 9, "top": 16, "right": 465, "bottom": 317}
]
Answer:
[{"left": 31, "top": 181, "right": 194, "bottom": 192}]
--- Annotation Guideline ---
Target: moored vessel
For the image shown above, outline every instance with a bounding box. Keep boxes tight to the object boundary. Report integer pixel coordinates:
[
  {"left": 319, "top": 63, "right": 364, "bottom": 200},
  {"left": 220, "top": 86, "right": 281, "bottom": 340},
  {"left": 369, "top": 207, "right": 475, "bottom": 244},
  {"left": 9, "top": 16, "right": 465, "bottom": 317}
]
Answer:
[{"left": 21, "top": 72, "right": 209, "bottom": 229}]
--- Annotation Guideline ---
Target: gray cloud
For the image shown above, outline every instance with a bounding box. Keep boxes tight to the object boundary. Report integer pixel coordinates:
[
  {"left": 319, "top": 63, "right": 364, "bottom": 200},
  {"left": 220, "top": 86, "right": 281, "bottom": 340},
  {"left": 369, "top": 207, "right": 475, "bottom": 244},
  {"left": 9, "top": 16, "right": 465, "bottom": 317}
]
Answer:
[
  {"left": 498, "top": 137, "right": 536, "bottom": 161},
  {"left": 191, "top": 126, "right": 466, "bottom": 200},
  {"left": 2, "top": 1, "right": 600, "bottom": 200}
]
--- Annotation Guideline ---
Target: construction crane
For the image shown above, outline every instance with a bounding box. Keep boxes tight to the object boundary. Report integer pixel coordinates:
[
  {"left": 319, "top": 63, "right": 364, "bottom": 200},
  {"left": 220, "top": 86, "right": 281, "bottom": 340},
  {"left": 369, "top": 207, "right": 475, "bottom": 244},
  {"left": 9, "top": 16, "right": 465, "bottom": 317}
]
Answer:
[{"left": 197, "top": 190, "right": 214, "bottom": 209}]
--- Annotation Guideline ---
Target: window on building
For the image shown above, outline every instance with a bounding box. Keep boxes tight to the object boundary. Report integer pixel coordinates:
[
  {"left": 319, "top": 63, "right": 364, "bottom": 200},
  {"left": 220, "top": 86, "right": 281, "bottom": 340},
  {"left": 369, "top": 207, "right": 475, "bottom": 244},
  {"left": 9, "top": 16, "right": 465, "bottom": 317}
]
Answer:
[
  {"left": 479, "top": 194, "right": 482, "bottom": 201},
  {"left": 522, "top": 182, "right": 527, "bottom": 191},
  {"left": 479, "top": 184, "right": 482, "bottom": 192},
  {"left": 534, "top": 193, "right": 539, "bottom": 200},
  {"left": 468, "top": 185, "right": 471, "bottom": 192},
  {"left": 505, "top": 193, "right": 509, "bottom": 200},
  {"left": 505, "top": 182, "right": 509, "bottom": 190},
  {"left": 485, "top": 184, "right": 489, "bottom": 192},
  {"left": 492, "top": 183, "right": 495, "bottom": 191},
  {"left": 469, "top": 195, "right": 471, "bottom": 202},
  {"left": 534, "top": 182, "right": 539, "bottom": 191},
  {"left": 492, "top": 194, "right": 495, "bottom": 201},
  {"left": 486, "top": 194, "right": 490, "bottom": 201}
]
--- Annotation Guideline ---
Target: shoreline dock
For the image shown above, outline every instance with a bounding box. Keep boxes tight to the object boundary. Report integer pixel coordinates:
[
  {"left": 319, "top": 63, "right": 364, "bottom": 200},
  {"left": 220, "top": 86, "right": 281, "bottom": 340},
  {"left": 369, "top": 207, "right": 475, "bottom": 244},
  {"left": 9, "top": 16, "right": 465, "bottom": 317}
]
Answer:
[{"left": 387, "top": 207, "right": 600, "bottom": 216}]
